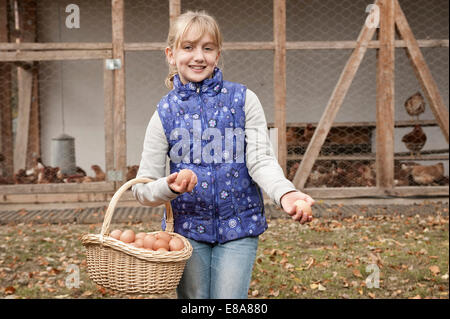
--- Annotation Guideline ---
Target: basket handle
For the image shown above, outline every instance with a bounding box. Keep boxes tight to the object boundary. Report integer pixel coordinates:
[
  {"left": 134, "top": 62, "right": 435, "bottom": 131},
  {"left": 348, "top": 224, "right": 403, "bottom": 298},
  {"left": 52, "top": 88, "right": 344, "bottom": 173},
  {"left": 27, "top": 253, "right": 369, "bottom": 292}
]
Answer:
[{"left": 100, "top": 177, "right": 175, "bottom": 237}]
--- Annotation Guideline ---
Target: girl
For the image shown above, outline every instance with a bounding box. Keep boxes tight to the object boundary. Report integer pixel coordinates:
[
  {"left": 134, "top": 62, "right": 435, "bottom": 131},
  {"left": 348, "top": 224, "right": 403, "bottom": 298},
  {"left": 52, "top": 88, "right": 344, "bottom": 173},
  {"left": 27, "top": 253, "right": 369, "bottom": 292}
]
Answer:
[{"left": 132, "top": 10, "right": 315, "bottom": 299}]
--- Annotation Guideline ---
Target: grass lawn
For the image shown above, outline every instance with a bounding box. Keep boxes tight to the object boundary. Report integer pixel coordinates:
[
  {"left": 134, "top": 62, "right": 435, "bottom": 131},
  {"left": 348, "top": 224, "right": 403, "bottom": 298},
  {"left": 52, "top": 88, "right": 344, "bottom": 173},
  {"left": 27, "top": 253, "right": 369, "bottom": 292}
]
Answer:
[{"left": 0, "top": 206, "right": 448, "bottom": 299}]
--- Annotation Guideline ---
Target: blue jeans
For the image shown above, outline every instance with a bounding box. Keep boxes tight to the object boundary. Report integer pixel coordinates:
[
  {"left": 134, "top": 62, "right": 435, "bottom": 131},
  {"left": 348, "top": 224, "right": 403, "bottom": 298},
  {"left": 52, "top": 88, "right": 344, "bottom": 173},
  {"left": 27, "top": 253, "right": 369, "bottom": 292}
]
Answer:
[{"left": 176, "top": 236, "right": 259, "bottom": 299}]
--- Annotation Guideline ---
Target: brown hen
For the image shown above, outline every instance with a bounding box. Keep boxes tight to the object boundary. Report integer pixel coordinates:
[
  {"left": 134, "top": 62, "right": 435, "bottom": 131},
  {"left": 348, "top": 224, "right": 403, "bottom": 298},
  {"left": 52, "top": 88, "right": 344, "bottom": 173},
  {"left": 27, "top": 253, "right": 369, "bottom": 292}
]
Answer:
[
  {"left": 401, "top": 125, "right": 427, "bottom": 156},
  {"left": 404, "top": 92, "right": 425, "bottom": 121}
]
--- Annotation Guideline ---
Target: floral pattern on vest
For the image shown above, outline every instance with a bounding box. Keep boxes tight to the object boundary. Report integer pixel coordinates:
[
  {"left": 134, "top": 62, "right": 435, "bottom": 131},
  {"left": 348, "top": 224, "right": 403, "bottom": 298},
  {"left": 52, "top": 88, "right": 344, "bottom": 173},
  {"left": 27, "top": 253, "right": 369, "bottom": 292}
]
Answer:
[{"left": 157, "top": 68, "right": 267, "bottom": 243}]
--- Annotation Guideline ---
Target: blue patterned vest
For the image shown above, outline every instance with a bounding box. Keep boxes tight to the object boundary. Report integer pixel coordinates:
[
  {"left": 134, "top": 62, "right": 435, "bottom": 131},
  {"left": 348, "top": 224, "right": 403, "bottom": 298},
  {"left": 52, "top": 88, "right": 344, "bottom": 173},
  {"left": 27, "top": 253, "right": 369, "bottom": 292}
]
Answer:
[{"left": 157, "top": 68, "right": 267, "bottom": 244}]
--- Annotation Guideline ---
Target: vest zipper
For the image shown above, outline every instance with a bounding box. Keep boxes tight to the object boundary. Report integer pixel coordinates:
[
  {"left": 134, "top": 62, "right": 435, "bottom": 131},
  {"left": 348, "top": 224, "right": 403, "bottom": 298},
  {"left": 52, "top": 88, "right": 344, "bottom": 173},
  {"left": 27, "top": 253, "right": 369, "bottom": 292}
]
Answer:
[{"left": 197, "top": 84, "right": 218, "bottom": 242}]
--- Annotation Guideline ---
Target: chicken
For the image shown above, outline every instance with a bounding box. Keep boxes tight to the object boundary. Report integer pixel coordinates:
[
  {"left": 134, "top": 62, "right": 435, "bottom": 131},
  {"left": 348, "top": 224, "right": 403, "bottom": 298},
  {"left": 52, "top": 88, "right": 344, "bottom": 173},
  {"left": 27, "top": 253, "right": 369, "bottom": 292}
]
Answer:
[
  {"left": 64, "top": 174, "right": 89, "bottom": 183},
  {"left": 37, "top": 166, "right": 61, "bottom": 184},
  {"left": 126, "top": 165, "right": 139, "bottom": 181},
  {"left": 401, "top": 125, "right": 427, "bottom": 156},
  {"left": 91, "top": 165, "right": 106, "bottom": 182},
  {"left": 404, "top": 92, "right": 425, "bottom": 121},
  {"left": 13, "top": 168, "right": 37, "bottom": 184},
  {"left": 26, "top": 157, "right": 45, "bottom": 180},
  {"left": 59, "top": 166, "right": 87, "bottom": 183},
  {"left": 286, "top": 127, "right": 300, "bottom": 146},
  {"left": 307, "top": 161, "right": 337, "bottom": 187},
  {"left": 354, "top": 162, "right": 375, "bottom": 187},
  {"left": 394, "top": 162, "right": 416, "bottom": 186},
  {"left": 411, "top": 163, "right": 444, "bottom": 185},
  {"left": 300, "top": 124, "right": 315, "bottom": 145}
]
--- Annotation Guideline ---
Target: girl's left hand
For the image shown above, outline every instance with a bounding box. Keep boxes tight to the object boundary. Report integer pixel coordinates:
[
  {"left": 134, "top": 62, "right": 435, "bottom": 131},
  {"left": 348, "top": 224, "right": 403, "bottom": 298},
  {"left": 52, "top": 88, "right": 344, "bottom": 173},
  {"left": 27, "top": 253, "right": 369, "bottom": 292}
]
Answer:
[{"left": 280, "top": 191, "right": 315, "bottom": 224}]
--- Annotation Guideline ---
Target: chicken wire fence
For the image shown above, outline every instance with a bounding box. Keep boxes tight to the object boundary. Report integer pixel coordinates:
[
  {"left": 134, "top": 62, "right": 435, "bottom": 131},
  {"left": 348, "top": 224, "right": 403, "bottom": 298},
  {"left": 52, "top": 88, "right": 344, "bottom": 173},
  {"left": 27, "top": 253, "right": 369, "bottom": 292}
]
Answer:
[{"left": 0, "top": 0, "right": 448, "bottom": 192}]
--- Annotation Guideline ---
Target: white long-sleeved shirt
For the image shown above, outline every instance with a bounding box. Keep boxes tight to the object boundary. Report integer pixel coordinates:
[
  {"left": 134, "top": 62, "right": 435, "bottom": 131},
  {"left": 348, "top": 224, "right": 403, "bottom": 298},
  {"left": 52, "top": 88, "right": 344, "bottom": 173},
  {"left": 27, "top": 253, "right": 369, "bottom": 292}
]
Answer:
[{"left": 132, "top": 88, "right": 297, "bottom": 208}]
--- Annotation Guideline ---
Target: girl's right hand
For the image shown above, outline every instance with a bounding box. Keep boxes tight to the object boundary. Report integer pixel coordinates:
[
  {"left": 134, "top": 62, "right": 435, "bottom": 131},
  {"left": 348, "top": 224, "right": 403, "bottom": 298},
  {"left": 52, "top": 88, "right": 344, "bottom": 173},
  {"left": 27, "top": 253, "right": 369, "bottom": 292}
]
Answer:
[{"left": 167, "top": 172, "right": 197, "bottom": 194}]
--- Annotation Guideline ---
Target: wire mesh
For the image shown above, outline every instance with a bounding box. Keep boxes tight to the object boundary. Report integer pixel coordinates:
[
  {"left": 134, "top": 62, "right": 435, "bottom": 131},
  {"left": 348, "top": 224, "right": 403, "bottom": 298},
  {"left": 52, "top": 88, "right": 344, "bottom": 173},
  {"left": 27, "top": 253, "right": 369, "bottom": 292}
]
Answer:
[{"left": 0, "top": 0, "right": 448, "bottom": 192}]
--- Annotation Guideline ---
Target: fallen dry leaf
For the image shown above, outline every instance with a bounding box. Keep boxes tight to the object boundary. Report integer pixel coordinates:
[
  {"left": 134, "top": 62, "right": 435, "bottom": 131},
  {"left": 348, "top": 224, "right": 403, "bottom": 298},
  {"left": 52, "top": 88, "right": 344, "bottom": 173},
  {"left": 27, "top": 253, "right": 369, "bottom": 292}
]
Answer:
[
  {"left": 318, "top": 283, "right": 326, "bottom": 291},
  {"left": 4, "top": 286, "right": 16, "bottom": 295},
  {"left": 353, "top": 268, "right": 363, "bottom": 278},
  {"left": 429, "top": 265, "right": 440, "bottom": 276}
]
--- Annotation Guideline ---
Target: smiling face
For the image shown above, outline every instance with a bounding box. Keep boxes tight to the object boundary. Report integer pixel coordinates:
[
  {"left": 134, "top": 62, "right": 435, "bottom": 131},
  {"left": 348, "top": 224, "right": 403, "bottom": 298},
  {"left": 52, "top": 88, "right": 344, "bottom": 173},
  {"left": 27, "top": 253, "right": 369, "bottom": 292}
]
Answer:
[{"left": 166, "top": 27, "right": 220, "bottom": 85}]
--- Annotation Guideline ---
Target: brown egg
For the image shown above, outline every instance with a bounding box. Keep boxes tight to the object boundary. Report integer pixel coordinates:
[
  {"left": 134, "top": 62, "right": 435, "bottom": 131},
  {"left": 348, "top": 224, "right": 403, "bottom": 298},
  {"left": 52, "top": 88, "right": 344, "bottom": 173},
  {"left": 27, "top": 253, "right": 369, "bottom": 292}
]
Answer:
[
  {"left": 157, "top": 247, "right": 168, "bottom": 252},
  {"left": 135, "top": 232, "right": 146, "bottom": 240},
  {"left": 175, "top": 169, "right": 196, "bottom": 185},
  {"left": 119, "top": 229, "right": 135, "bottom": 243},
  {"left": 156, "top": 231, "right": 172, "bottom": 242},
  {"left": 134, "top": 238, "right": 144, "bottom": 248},
  {"left": 153, "top": 239, "right": 170, "bottom": 251},
  {"left": 143, "top": 234, "right": 156, "bottom": 250},
  {"left": 169, "top": 237, "right": 184, "bottom": 251},
  {"left": 294, "top": 200, "right": 312, "bottom": 215},
  {"left": 110, "top": 229, "right": 122, "bottom": 240}
]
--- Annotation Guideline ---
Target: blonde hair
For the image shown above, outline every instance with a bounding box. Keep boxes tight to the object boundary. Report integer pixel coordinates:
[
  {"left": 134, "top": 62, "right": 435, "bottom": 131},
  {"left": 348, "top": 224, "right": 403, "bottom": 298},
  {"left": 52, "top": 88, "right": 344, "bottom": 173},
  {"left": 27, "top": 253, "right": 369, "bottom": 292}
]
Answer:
[{"left": 165, "top": 10, "right": 223, "bottom": 89}]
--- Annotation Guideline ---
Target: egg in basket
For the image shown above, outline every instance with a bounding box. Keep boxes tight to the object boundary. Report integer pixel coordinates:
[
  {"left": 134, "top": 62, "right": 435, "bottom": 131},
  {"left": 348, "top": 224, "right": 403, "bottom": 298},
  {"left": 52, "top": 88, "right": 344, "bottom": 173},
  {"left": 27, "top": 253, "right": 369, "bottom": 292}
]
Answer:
[{"left": 81, "top": 178, "right": 193, "bottom": 294}]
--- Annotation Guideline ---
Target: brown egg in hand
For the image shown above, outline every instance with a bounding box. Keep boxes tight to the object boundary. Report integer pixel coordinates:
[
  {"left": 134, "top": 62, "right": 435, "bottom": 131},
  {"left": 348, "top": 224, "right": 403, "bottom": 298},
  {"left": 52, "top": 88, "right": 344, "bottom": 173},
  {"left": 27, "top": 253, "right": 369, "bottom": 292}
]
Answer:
[
  {"left": 294, "top": 200, "right": 312, "bottom": 215},
  {"left": 120, "top": 229, "right": 135, "bottom": 243},
  {"left": 175, "top": 169, "right": 197, "bottom": 185}
]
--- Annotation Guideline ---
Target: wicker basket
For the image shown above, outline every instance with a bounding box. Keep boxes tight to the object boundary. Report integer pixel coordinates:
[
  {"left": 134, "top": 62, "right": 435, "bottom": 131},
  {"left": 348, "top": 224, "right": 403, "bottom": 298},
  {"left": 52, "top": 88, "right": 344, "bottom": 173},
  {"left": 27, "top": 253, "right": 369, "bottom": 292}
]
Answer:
[{"left": 81, "top": 177, "right": 193, "bottom": 294}]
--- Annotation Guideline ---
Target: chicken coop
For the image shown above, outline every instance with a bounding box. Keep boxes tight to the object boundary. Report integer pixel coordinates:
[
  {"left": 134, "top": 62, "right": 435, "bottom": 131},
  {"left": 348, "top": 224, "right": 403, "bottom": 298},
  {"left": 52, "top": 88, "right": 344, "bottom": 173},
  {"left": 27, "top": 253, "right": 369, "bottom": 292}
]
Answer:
[{"left": 0, "top": 0, "right": 448, "bottom": 205}]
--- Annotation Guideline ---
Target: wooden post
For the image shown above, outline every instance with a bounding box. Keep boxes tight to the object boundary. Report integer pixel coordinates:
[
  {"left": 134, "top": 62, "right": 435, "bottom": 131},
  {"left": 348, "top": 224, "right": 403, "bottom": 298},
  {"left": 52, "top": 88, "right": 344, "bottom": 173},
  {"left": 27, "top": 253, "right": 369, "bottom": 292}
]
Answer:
[
  {"left": 273, "top": 0, "right": 287, "bottom": 174},
  {"left": 104, "top": 61, "right": 114, "bottom": 175},
  {"left": 292, "top": 0, "right": 379, "bottom": 189},
  {"left": 394, "top": 0, "right": 449, "bottom": 143},
  {"left": 21, "top": 0, "right": 40, "bottom": 169},
  {"left": 169, "top": 0, "right": 181, "bottom": 26},
  {"left": 376, "top": 0, "right": 395, "bottom": 189},
  {"left": 0, "top": 0, "right": 14, "bottom": 177},
  {"left": 14, "top": 67, "right": 33, "bottom": 172},
  {"left": 112, "top": 0, "right": 126, "bottom": 183}
]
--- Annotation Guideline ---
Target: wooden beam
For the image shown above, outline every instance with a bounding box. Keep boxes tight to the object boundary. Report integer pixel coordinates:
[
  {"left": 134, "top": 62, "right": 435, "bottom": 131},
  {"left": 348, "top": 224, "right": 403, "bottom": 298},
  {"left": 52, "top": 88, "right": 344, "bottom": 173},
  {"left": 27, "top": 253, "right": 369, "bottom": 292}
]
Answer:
[
  {"left": 286, "top": 39, "right": 449, "bottom": 50},
  {"left": 14, "top": 67, "right": 33, "bottom": 172},
  {"left": 0, "top": 49, "right": 112, "bottom": 61},
  {"left": 0, "top": 181, "right": 115, "bottom": 194},
  {"left": 0, "top": 42, "right": 113, "bottom": 50},
  {"left": 376, "top": 0, "right": 395, "bottom": 189},
  {"left": 304, "top": 186, "right": 448, "bottom": 199},
  {"left": 169, "top": 0, "right": 181, "bottom": 27},
  {"left": 287, "top": 152, "right": 449, "bottom": 161},
  {"left": 268, "top": 119, "right": 440, "bottom": 128},
  {"left": 20, "top": 0, "right": 40, "bottom": 170},
  {"left": 0, "top": 39, "right": 447, "bottom": 55},
  {"left": 394, "top": 0, "right": 449, "bottom": 144},
  {"left": 112, "top": 0, "right": 126, "bottom": 183},
  {"left": 273, "top": 0, "right": 287, "bottom": 174},
  {"left": 0, "top": 0, "right": 14, "bottom": 177},
  {"left": 292, "top": 0, "right": 379, "bottom": 189},
  {"left": 104, "top": 61, "right": 114, "bottom": 177}
]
